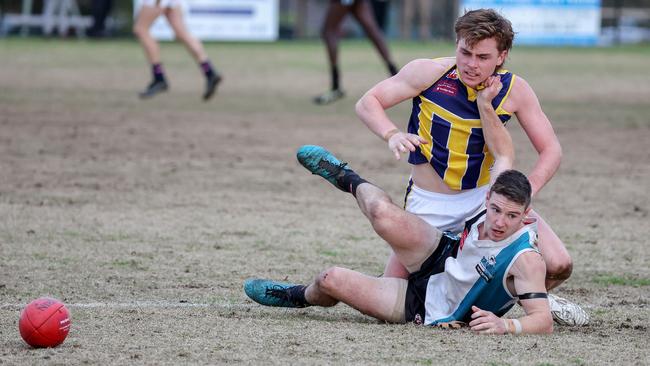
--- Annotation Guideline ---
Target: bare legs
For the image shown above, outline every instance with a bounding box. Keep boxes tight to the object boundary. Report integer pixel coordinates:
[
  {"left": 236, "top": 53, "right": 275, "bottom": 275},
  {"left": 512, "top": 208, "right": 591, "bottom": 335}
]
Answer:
[
  {"left": 315, "top": 0, "right": 397, "bottom": 104},
  {"left": 354, "top": 183, "right": 441, "bottom": 272},
  {"left": 321, "top": 2, "right": 348, "bottom": 90},
  {"left": 349, "top": 0, "right": 397, "bottom": 73},
  {"left": 133, "top": 5, "right": 164, "bottom": 64},
  {"left": 305, "top": 266, "right": 407, "bottom": 323},
  {"left": 132, "top": 5, "right": 219, "bottom": 100},
  {"left": 164, "top": 6, "right": 208, "bottom": 63},
  {"left": 303, "top": 182, "right": 441, "bottom": 322},
  {"left": 382, "top": 205, "right": 574, "bottom": 290},
  {"left": 529, "top": 210, "right": 573, "bottom": 290}
]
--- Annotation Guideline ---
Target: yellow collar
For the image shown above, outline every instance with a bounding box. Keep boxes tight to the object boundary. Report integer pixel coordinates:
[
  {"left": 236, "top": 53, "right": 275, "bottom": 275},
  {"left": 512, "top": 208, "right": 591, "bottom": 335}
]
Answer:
[{"left": 457, "top": 71, "right": 484, "bottom": 102}]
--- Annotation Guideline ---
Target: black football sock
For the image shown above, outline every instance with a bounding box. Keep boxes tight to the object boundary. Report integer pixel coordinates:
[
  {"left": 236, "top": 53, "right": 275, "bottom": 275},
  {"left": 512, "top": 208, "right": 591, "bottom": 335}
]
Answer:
[
  {"left": 331, "top": 65, "right": 340, "bottom": 91},
  {"left": 200, "top": 60, "right": 215, "bottom": 79},
  {"left": 387, "top": 62, "right": 398, "bottom": 76},
  {"left": 337, "top": 170, "right": 369, "bottom": 197},
  {"left": 152, "top": 63, "right": 165, "bottom": 82},
  {"left": 288, "top": 285, "right": 311, "bottom": 307}
]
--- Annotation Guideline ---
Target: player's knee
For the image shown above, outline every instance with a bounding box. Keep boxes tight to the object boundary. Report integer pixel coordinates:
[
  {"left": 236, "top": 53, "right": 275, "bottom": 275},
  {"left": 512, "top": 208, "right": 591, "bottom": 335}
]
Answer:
[
  {"left": 366, "top": 199, "right": 396, "bottom": 232},
  {"left": 173, "top": 31, "right": 190, "bottom": 44},
  {"left": 546, "top": 254, "right": 573, "bottom": 281},
  {"left": 315, "top": 266, "right": 345, "bottom": 295},
  {"left": 133, "top": 24, "right": 145, "bottom": 38}
]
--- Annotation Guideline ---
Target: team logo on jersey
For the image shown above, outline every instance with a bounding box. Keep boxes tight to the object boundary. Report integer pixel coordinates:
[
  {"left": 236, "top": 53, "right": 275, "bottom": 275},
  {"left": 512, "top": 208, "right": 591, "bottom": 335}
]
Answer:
[
  {"left": 434, "top": 80, "right": 458, "bottom": 96},
  {"left": 475, "top": 255, "right": 497, "bottom": 282},
  {"left": 447, "top": 69, "right": 458, "bottom": 80}
]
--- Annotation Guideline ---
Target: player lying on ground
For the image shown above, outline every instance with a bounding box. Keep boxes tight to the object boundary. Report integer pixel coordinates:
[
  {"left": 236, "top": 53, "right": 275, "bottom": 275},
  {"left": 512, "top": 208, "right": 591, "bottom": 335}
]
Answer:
[{"left": 245, "top": 143, "right": 552, "bottom": 334}]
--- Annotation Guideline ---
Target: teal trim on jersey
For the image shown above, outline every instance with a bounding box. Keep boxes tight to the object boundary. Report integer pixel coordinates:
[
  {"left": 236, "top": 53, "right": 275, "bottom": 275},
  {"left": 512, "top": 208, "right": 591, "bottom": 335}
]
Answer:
[{"left": 429, "top": 231, "right": 535, "bottom": 325}]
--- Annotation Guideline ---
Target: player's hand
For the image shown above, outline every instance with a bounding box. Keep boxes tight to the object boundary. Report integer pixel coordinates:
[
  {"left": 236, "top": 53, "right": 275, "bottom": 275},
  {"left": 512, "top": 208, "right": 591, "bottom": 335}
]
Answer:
[
  {"left": 387, "top": 132, "right": 427, "bottom": 160},
  {"left": 477, "top": 75, "right": 503, "bottom": 106},
  {"left": 469, "top": 305, "right": 507, "bottom": 335}
]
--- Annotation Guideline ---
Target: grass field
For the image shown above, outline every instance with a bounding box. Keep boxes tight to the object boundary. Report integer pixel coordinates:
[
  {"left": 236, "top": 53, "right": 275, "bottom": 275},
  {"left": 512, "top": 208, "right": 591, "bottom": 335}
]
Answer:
[{"left": 0, "top": 38, "right": 649, "bottom": 365}]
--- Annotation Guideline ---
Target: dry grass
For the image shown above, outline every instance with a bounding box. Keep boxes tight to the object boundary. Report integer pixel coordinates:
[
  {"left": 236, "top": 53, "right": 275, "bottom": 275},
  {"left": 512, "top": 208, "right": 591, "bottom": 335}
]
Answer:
[{"left": 0, "top": 39, "right": 648, "bottom": 365}]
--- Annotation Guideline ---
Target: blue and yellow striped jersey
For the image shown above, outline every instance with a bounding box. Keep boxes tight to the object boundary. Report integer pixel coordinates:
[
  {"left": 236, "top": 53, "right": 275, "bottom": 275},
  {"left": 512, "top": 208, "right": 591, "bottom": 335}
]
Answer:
[{"left": 407, "top": 59, "right": 516, "bottom": 190}]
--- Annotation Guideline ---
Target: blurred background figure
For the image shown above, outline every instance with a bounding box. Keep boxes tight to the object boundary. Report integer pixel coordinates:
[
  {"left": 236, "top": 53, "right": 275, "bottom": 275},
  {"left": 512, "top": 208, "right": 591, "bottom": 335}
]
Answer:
[
  {"left": 86, "top": 0, "right": 113, "bottom": 38},
  {"left": 401, "top": 0, "right": 433, "bottom": 41},
  {"left": 370, "top": 0, "right": 390, "bottom": 32},
  {"left": 314, "top": 0, "right": 398, "bottom": 105},
  {"left": 133, "top": 0, "right": 221, "bottom": 100}
]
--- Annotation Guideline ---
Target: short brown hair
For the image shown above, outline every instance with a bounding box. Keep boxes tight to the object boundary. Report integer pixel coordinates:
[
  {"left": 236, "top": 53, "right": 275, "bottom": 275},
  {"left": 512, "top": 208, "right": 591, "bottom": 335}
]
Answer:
[
  {"left": 455, "top": 9, "right": 515, "bottom": 53},
  {"left": 489, "top": 170, "right": 532, "bottom": 209}
]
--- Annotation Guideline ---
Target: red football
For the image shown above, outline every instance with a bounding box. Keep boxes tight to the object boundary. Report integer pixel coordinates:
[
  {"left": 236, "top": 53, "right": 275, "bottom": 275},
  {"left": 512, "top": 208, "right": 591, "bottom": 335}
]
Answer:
[{"left": 19, "top": 297, "right": 71, "bottom": 348}]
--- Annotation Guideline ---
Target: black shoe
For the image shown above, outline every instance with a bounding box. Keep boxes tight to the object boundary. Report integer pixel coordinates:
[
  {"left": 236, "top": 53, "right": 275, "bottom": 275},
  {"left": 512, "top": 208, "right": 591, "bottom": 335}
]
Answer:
[
  {"left": 203, "top": 73, "right": 222, "bottom": 101},
  {"left": 139, "top": 79, "right": 168, "bottom": 99}
]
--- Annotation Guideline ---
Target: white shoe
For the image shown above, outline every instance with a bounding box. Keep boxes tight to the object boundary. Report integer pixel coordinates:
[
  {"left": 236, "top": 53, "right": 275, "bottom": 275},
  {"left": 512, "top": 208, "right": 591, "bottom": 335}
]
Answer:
[{"left": 548, "top": 293, "right": 589, "bottom": 326}]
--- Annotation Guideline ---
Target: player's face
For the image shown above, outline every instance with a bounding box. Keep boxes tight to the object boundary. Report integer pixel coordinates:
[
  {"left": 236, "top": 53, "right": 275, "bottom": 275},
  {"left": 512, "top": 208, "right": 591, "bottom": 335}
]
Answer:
[
  {"left": 484, "top": 192, "right": 529, "bottom": 242},
  {"left": 455, "top": 37, "right": 507, "bottom": 89}
]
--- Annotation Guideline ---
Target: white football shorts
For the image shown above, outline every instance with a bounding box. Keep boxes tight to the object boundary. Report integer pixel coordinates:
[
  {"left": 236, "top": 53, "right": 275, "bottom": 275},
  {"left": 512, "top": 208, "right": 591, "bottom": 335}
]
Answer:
[{"left": 404, "top": 183, "right": 489, "bottom": 235}]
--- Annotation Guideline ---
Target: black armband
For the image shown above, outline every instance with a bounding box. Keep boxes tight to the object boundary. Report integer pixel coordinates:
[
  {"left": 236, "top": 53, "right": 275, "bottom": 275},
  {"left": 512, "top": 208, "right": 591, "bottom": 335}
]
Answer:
[{"left": 517, "top": 292, "right": 548, "bottom": 300}]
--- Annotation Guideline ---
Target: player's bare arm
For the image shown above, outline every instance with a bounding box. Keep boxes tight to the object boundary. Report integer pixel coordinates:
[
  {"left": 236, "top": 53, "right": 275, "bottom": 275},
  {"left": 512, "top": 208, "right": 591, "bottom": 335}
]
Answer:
[
  {"left": 469, "top": 251, "right": 553, "bottom": 335},
  {"left": 506, "top": 77, "right": 562, "bottom": 196},
  {"left": 477, "top": 75, "right": 514, "bottom": 183},
  {"left": 355, "top": 58, "right": 452, "bottom": 160}
]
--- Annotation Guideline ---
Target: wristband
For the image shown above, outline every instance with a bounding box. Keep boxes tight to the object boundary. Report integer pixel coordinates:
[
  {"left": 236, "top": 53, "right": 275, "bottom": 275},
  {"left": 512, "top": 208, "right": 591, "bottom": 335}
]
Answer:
[
  {"left": 383, "top": 129, "right": 399, "bottom": 142},
  {"left": 512, "top": 319, "right": 522, "bottom": 334}
]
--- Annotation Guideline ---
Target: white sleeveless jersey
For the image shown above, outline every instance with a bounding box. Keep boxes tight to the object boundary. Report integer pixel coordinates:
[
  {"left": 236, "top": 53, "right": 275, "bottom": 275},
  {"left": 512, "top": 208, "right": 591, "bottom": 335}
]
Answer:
[{"left": 424, "top": 210, "right": 538, "bottom": 325}]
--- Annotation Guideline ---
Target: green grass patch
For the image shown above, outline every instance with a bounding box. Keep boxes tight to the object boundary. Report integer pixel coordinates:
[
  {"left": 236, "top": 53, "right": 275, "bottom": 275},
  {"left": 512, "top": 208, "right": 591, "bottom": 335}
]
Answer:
[
  {"left": 571, "top": 357, "right": 587, "bottom": 366},
  {"left": 320, "top": 249, "right": 339, "bottom": 257},
  {"left": 110, "top": 259, "right": 148, "bottom": 271},
  {"left": 592, "top": 274, "right": 650, "bottom": 287}
]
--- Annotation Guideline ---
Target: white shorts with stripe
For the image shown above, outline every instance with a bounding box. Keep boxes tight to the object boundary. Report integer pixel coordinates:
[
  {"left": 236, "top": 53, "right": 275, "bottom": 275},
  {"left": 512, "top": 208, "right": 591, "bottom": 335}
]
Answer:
[{"left": 404, "top": 182, "right": 489, "bottom": 234}]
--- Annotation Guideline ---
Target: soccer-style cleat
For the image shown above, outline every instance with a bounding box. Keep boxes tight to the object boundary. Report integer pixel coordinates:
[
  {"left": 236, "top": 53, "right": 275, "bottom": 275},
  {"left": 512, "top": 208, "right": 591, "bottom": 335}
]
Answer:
[
  {"left": 243, "top": 279, "right": 310, "bottom": 308},
  {"left": 139, "top": 79, "right": 168, "bottom": 99},
  {"left": 203, "top": 73, "right": 222, "bottom": 101},
  {"left": 548, "top": 293, "right": 589, "bottom": 326},
  {"left": 313, "top": 89, "right": 345, "bottom": 105},
  {"left": 296, "top": 145, "right": 352, "bottom": 192}
]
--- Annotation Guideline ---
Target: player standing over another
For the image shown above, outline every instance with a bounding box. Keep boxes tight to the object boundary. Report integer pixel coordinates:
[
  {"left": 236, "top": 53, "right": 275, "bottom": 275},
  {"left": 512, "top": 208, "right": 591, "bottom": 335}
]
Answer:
[
  {"left": 354, "top": 8, "right": 588, "bottom": 325},
  {"left": 133, "top": 0, "right": 221, "bottom": 100},
  {"left": 314, "top": 0, "right": 399, "bottom": 105}
]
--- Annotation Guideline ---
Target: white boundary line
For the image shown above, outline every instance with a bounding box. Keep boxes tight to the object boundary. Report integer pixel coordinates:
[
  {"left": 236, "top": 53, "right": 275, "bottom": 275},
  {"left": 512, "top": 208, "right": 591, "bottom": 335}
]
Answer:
[{"left": 0, "top": 301, "right": 247, "bottom": 310}]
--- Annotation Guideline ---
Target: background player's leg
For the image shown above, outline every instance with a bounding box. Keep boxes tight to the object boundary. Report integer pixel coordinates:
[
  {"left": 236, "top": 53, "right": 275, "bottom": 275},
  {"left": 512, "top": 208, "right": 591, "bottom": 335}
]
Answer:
[
  {"left": 133, "top": 5, "right": 164, "bottom": 65},
  {"left": 306, "top": 266, "right": 407, "bottom": 323},
  {"left": 350, "top": 0, "right": 398, "bottom": 75},
  {"left": 133, "top": 5, "right": 168, "bottom": 98},
  {"left": 314, "top": 1, "right": 348, "bottom": 104},
  {"left": 164, "top": 6, "right": 221, "bottom": 100},
  {"left": 164, "top": 6, "right": 207, "bottom": 63},
  {"left": 529, "top": 209, "right": 573, "bottom": 290}
]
